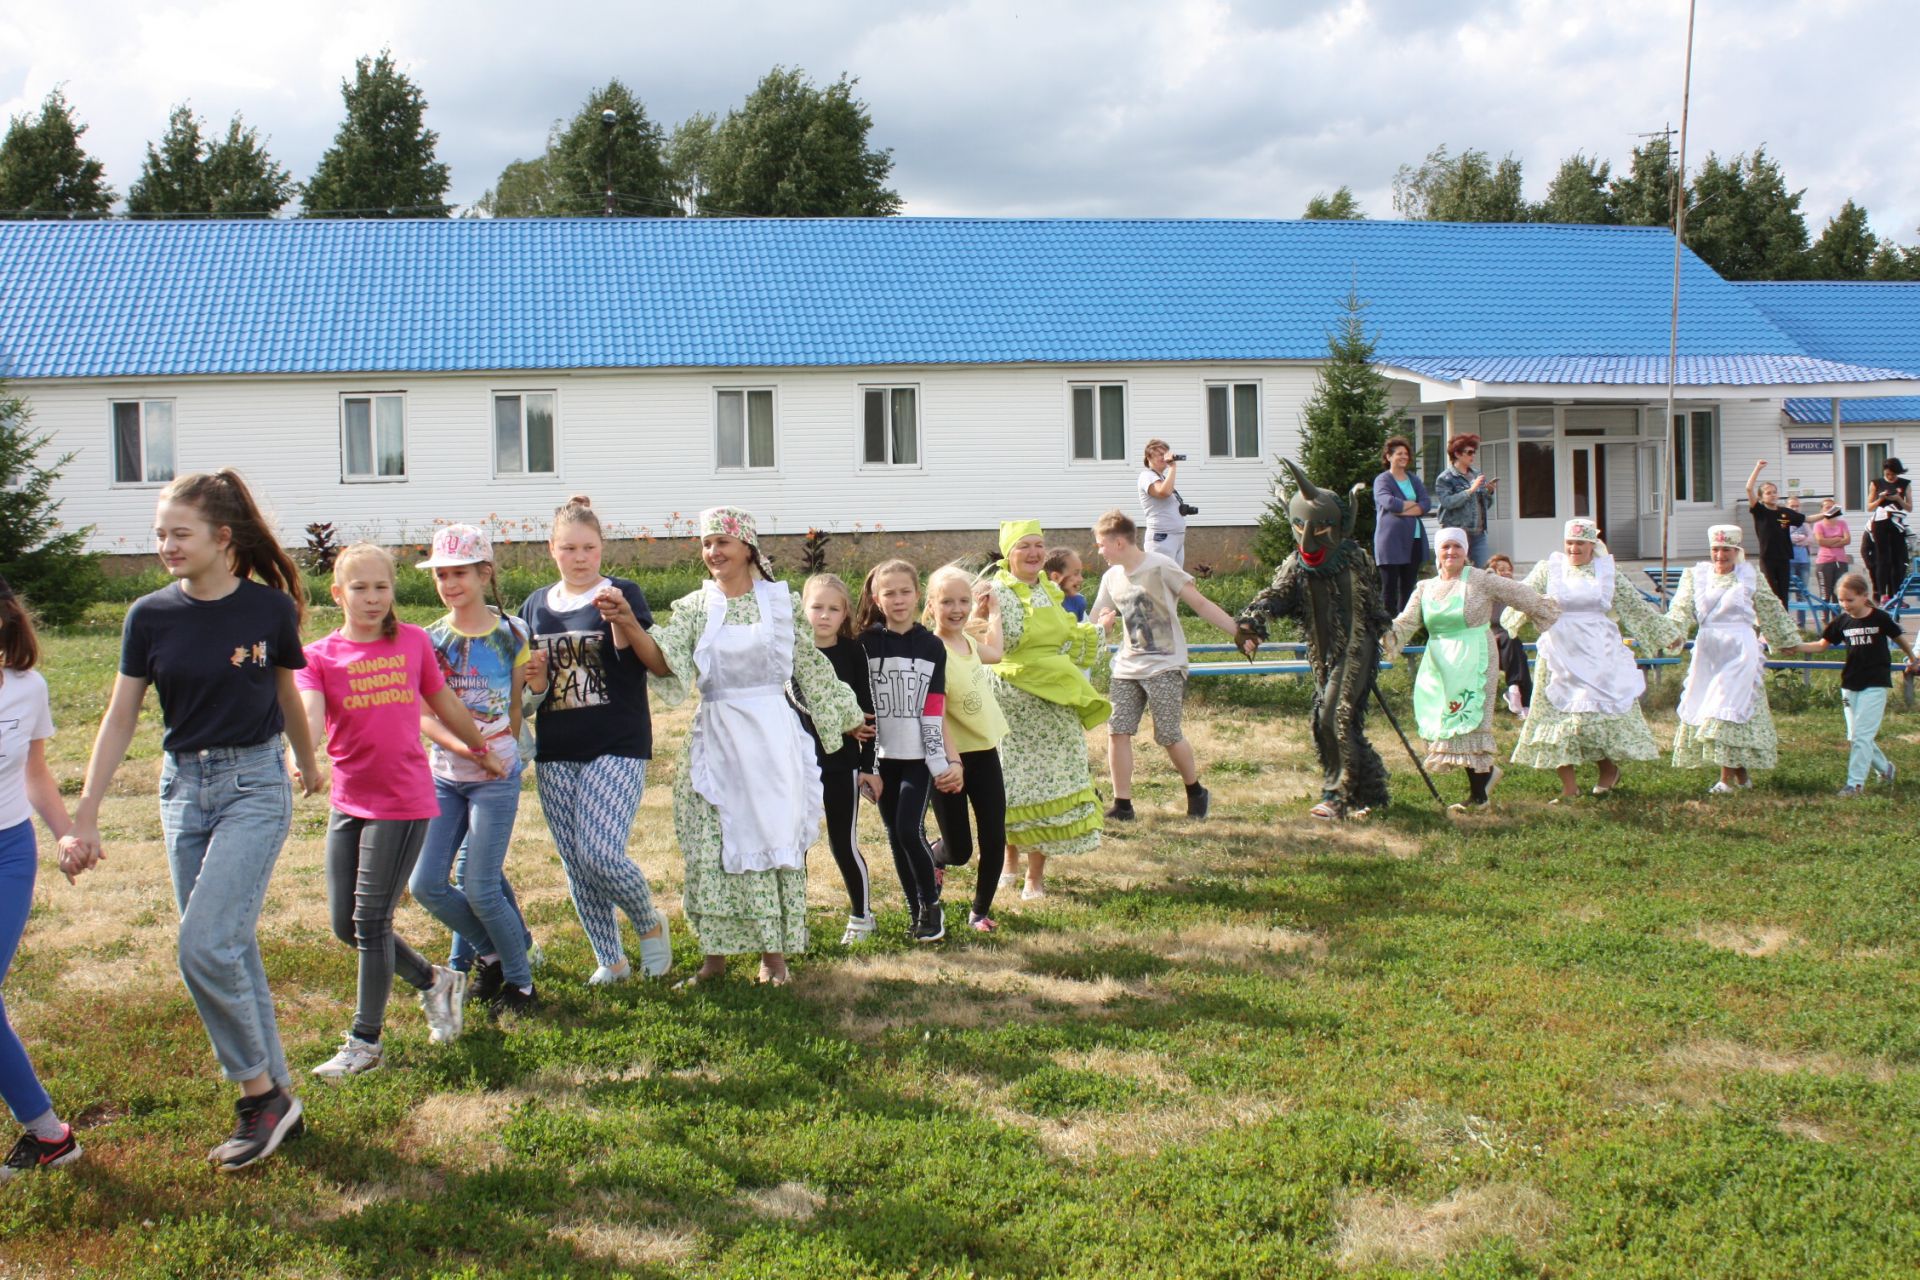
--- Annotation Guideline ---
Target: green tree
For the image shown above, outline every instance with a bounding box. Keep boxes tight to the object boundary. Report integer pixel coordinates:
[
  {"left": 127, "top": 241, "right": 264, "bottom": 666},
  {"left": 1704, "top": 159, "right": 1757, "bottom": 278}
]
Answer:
[
  {"left": 1807, "top": 200, "right": 1879, "bottom": 279},
  {"left": 1537, "top": 153, "right": 1614, "bottom": 224},
  {"left": 1253, "top": 291, "right": 1398, "bottom": 565},
  {"left": 1685, "top": 147, "right": 1809, "bottom": 280},
  {"left": 473, "top": 155, "right": 558, "bottom": 217},
  {"left": 546, "top": 80, "right": 675, "bottom": 216},
  {"left": 0, "top": 89, "right": 114, "bottom": 215},
  {"left": 0, "top": 382, "right": 103, "bottom": 626},
  {"left": 667, "top": 112, "right": 716, "bottom": 216},
  {"left": 302, "top": 51, "right": 451, "bottom": 217},
  {"left": 1391, "top": 145, "right": 1528, "bottom": 222},
  {"left": 1302, "top": 186, "right": 1363, "bottom": 220},
  {"left": 129, "top": 107, "right": 294, "bottom": 216},
  {"left": 1606, "top": 137, "right": 1685, "bottom": 227},
  {"left": 699, "top": 67, "right": 900, "bottom": 216},
  {"left": 1868, "top": 237, "right": 1920, "bottom": 281}
]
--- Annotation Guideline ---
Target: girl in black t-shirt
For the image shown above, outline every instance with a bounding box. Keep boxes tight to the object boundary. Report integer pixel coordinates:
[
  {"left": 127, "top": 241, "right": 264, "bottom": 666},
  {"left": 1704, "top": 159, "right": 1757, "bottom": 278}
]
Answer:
[
  {"left": 1794, "top": 572, "right": 1920, "bottom": 795},
  {"left": 1864, "top": 460, "right": 1912, "bottom": 604},
  {"left": 62, "top": 470, "right": 322, "bottom": 1174}
]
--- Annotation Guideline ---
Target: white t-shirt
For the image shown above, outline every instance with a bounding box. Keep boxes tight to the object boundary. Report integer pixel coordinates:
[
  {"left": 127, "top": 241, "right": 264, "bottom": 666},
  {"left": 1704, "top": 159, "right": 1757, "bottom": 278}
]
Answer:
[
  {"left": 1092, "top": 552, "right": 1194, "bottom": 681},
  {"left": 0, "top": 668, "right": 55, "bottom": 830},
  {"left": 1138, "top": 467, "right": 1185, "bottom": 532}
]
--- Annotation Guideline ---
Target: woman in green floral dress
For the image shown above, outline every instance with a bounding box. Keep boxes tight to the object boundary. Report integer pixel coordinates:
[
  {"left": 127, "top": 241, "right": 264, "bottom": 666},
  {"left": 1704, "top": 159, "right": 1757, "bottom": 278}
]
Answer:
[
  {"left": 991, "top": 521, "right": 1110, "bottom": 899},
  {"left": 1500, "top": 519, "right": 1679, "bottom": 802},
  {"left": 635, "top": 508, "right": 864, "bottom": 986},
  {"left": 1664, "top": 524, "right": 1804, "bottom": 793}
]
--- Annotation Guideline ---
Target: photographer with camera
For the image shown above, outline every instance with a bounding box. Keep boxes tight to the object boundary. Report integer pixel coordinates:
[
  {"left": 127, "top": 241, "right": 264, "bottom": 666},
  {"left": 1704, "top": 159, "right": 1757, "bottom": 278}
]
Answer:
[{"left": 1138, "top": 440, "right": 1197, "bottom": 568}]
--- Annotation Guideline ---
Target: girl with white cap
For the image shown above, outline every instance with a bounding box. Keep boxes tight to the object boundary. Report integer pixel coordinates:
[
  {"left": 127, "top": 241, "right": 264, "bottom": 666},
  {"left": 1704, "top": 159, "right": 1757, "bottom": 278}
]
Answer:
[
  {"left": 1501, "top": 519, "right": 1679, "bottom": 802},
  {"left": 1664, "top": 524, "right": 1805, "bottom": 794},
  {"left": 638, "top": 507, "right": 864, "bottom": 986},
  {"left": 1382, "top": 526, "right": 1559, "bottom": 811}
]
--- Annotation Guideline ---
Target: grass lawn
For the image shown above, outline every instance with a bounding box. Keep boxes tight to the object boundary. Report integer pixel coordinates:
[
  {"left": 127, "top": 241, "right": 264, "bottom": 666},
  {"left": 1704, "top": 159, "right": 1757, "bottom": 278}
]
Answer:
[{"left": 4, "top": 599, "right": 1918, "bottom": 1278}]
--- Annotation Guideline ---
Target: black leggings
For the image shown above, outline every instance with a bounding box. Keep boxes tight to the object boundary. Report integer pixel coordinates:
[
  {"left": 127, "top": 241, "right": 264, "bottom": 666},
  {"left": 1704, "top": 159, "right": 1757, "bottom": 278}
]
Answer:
[
  {"left": 876, "top": 758, "right": 940, "bottom": 912},
  {"left": 1866, "top": 523, "right": 1909, "bottom": 600},
  {"left": 928, "top": 747, "right": 1008, "bottom": 918},
  {"left": 1760, "top": 556, "right": 1793, "bottom": 607},
  {"left": 1379, "top": 562, "right": 1418, "bottom": 619},
  {"left": 819, "top": 766, "right": 871, "bottom": 919},
  {"left": 1492, "top": 623, "right": 1531, "bottom": 708},
  {"left": 325, "top": 811, "right": 434, "bottom": 1042}
]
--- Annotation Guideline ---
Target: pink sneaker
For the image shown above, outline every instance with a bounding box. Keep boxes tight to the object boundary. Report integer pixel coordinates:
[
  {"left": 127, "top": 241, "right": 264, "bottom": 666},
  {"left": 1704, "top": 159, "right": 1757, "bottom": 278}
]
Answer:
[{"left": 969, "top": 913, "right": 997, "bottom": 933}]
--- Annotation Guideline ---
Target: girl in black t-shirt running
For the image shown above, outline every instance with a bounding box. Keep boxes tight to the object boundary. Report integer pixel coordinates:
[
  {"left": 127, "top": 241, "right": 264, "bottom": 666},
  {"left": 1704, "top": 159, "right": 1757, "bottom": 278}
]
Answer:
[{"left": 1794, "top": 572, "right": 1919, "bottom": 796}]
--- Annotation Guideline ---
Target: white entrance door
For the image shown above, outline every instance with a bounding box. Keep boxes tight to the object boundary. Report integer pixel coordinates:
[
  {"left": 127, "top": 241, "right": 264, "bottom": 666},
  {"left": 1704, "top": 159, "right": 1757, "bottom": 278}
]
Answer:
[{"left": 1510, "top": 411, "right": 1560, "bottom": 560}]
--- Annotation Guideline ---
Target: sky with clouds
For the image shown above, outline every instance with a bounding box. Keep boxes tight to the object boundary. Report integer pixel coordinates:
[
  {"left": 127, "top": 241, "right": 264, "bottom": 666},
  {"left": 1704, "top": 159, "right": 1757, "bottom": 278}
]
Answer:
[{"left": 4, "top": 0, "right": 1916, "bottom": 240}]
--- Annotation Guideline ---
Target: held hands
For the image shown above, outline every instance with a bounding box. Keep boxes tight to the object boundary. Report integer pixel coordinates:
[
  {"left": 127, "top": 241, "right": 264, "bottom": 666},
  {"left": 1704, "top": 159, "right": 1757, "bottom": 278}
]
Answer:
[
  {"left": 593, "top": 586, "right": 635, "bottom": 626},
  {"left": 57, "top": 829, "right": 102, "bottom": 883},
  {"left": 1233, "top": 621, "right": 1263, "bottom": 661},
  {"left": 971, "top": 578, "right": 1001, "bottom": 616},
  {"left": 472, "top": 742, "right": 510, "bottom": 779},
  {"left": 524, "top": 648, "right": 550, "bottom": 689},
  {"left": 933, "top": 761, "right": 965, "bottom": 794},
  {"left": 845, "top": 712, "right": 878, "bottom": 744},
  {"left": 1094, "top": 607, "right": 1117, "bottom": 631}
]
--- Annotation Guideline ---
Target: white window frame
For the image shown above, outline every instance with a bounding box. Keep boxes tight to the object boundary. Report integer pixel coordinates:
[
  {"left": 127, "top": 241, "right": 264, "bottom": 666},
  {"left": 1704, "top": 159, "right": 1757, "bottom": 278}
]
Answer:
[
  {"left": 714, "top": 386, "right": 778, "bottom": 472},
  {"left": 1206, "top": 381, "right": 1263, "bottom": 461},
  {"left": 1068, "top": 381, "right": 1129, "bottom": 464},
  {"left": 108, "top": 399, "right": 177, "bottom": 488},
  {"left": 1402, "top": 411, "right": 1448, "bottom": 490},
  {"left": 858, "top": 384, "right": 922, "bottom": 470},
  {"left": 491, "top": 389, "right": 561, "bottom": 479},
  {"left": 1670, "top": 406, "right": 1720, "bottom": 506},
  {"left": 340, "top": 392, "right": 408, "bottom": 483},
  {"left": 1842, "top": 439, "right": 1895, "bottom": 513}
]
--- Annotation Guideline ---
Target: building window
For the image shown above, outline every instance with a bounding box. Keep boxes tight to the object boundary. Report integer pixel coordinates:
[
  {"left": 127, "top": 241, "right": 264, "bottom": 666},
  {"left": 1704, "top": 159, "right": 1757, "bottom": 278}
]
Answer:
[
  {"left": 494, "top": 392, "right": 557, "bottom": 476},
  {"left": 1670, "top": 409, "right": 1717, "bottom": 504},
  {"left": 716, "top": 388, "right": 776, "bottom": 469},
  {"left": 1207, "top": 383, "right": 1261, "bottom": 459},
  {"left": 861, "top": 387, "right": 919, "bottom": 466},
  {"left": 1070, "top": 383, "right": 1126, "bottom": 461},
  {"left": 1404, "top": 412, "right": 1447, "bottom": 489},
  {"left": 1843, "top": 441, "right": 1892, "bottom": 512},
  {"left": 111, "top": 400, "right": 176, "bottom": 485},
  {"left": 342, "top": 394, "right": 406, "bottom": 481}
]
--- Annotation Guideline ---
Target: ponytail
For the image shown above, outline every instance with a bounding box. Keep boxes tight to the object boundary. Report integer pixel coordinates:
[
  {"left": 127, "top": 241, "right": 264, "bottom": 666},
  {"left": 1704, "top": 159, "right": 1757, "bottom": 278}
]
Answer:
[
  {"left": 553, "top": 493, "right": 601, "bottom": 540},
  {"left": 160, "top": 470, "right": 306, "bottom": 622}
]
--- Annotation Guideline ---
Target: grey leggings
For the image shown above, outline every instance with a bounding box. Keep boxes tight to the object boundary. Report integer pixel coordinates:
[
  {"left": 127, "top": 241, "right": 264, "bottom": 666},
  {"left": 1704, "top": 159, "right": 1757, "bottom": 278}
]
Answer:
[{"left": 326, "top": 811, "right": 434, "bottom": 1042}]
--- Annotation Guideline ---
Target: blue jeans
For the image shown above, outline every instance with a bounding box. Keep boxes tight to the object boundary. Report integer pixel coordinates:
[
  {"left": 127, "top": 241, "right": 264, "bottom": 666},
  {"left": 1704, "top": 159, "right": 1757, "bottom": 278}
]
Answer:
[
  {"left": 1467, "top": 530, "right": 1489, "bottom": 569},
  {"left": 0, "top": 819, "right": 52, "bottom": 1124},
  {"left": 1842, "top": 687, "right": 1892, "bottom": 788},
  {"left": 410, "top": 767, "right": 533, "bottom": 989},
  {"left": 160, "top": 742, "right": 294, "bottom": 1087}
]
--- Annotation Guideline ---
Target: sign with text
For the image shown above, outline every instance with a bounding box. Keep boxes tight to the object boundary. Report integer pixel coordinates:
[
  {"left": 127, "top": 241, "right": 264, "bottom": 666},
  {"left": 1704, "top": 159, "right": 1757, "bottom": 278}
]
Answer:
[{"left": 1787, "top": 438, "right": 1834, "bottom": 454}]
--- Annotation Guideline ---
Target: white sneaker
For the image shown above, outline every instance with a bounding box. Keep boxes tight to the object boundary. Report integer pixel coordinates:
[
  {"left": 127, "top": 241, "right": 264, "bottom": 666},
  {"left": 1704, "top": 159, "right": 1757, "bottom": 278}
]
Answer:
[
  {"left": 1504, "top": 686, "right": 1525, "bottom": 715},
  {"left": 312, "top": 1035, "right": 383, "bottom": 1079},
  {"left": 419, "top": 965, "right": 466, "bottom": 1044},
  {"left": 588, "top": 960, "right": 633, "bottom": 986},
  {"left": 1707, "top": 781, "right": 1735, "bottom": 795},
  {"left": 1020, "top": 884, "right": 1047, "bottom": 901},
  {"left": 638, "top": 918, "right": 672, "bottom": 978},
  {"left": 840, "top": 913, "right": 876, "bottom": 945}
]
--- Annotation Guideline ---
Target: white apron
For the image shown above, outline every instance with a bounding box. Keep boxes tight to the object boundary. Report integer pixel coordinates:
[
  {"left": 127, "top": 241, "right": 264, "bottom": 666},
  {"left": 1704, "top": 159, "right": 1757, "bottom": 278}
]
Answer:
[
  {"left": 1537, "top": 553, "right": 1645, "bottom": 716},
  {"left": 688, "top": 581, "right": 823, "bottom": 874},
  {"left": 1677, "top": 562, "right": 1763, "bottom": 727}
]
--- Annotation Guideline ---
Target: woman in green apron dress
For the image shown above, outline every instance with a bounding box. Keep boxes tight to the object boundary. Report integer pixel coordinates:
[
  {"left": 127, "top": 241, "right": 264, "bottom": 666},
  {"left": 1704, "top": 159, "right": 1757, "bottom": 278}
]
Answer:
[{"left": 1383, "top": 527, "right": 1559, "bottom": 811}]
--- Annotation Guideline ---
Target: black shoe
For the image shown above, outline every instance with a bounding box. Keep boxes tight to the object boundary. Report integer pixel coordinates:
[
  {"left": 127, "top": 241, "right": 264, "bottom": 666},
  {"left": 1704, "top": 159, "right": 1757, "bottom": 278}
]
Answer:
[
  {"left": 467, "top": 959, "right": 504, "bottom": 1006},
  {"left": 210, "top": 1088, "right": 304, "bottom": 1173},
  {"left": 0, "top": 1127, "right": 82, "bottom": 1182},
  {"left": 913, "top": 900, "right": 947, "bottom": 943},
  {"left": 1105, "top": 800, "right": 1135, "bottom": 821},
  {"left": 491, "top": 984, "right": 540, "bottom": 1016},
  {"left": 1186, "top": 785, "right": 1210, "bottom": 819}
]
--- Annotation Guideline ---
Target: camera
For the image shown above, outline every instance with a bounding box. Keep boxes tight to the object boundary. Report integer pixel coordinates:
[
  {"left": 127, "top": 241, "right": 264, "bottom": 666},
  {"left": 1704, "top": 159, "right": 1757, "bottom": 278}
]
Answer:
[
  {"left": 1170, "top": 453, "right": 1188, "bottom": 462},
  {"left": 1177, "top": 502, "right": 1200, "bottom": 517}
]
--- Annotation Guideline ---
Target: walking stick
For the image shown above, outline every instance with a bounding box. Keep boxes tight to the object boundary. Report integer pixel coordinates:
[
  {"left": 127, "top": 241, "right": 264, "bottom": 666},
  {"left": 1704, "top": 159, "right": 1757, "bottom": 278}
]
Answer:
[{"left": 1369, "top": 678, "right": 1446, "bottom": 809}]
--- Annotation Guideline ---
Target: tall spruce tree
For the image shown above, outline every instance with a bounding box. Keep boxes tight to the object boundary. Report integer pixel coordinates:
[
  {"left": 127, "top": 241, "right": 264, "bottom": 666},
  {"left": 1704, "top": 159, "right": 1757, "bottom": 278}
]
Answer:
[
  {"left": 1807, "top": 200, "right": 1878, "bottom": 279},
  {"left": 127, "top": 106, "right": 207, "bottom": 214},
  {"left": 1253, "top": 291, "right": 1398, "bottom": 566},
  {"left": 0, "top": 381, "right": 102, "bottom": 626},
  {"left": 302, "top": 51, "right": 451, "bottom": 217},
  {"left": 699, "top": 68, "right": 899, "bottom": 216},
  {"left": 1606, "top": 137, "right": 1684, "bottom": 227},
  {"left": 0, "top": 89, "right": 114, "bottom": 215},
  {"left": 547, "top": 80, "right": 675, "bottom": 216},
  {"left": 128, "top": 107, "right": 294, "bottom": 216},
  {"left": 1685, "top": 147, "right": 1809, "bottom": 280}
]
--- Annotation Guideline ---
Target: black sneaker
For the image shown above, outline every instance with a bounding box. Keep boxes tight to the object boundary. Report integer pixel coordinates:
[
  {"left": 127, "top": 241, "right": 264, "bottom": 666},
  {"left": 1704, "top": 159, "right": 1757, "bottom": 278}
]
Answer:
[
  {"left": 1104, "top": 800, "right": 1135, "bottom": 821},
  {"left": 0, "top": 1127, "right": 82, "bottom": 1181},
  {"left": 209, "top": 1088, "right": 304, "bottom": 1173},
  {"left": 914, "top": 900, "right": 947, "bottom": 943},
  {"left": 467, "top": 959, "right": 505, "bottom": 1006},
  {"left": 491, "top": 984, "right": 540, "bottom": 1017},
  {"left": 1186, "top": 785, "right": 1210, "bottom": 819}
]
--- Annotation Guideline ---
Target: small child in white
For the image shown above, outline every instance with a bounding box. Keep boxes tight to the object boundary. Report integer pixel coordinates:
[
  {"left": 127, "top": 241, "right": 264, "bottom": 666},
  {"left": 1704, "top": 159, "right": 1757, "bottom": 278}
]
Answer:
[{"left": 1089, "top": 510, "right": 1241, "bottom": 819}]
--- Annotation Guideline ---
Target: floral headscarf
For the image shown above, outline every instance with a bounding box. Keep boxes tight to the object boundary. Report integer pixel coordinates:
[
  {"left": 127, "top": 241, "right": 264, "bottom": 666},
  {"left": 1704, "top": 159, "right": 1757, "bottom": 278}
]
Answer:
[{"left": 698, "top": 506, "right": 760, "bottom": 549}]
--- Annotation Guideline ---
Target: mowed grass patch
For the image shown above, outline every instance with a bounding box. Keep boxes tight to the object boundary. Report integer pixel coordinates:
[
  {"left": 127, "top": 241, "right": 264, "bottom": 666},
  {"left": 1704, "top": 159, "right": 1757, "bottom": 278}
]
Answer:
[{"left": 3, "top": 608, "right": 1918, "bottom": 1276}]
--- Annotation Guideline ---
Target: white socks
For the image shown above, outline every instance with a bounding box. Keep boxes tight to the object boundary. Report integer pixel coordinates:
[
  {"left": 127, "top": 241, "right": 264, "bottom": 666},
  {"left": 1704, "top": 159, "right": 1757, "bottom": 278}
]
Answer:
[{"left": 24, "top": 1109, "right": 65, "bottom": 1141}]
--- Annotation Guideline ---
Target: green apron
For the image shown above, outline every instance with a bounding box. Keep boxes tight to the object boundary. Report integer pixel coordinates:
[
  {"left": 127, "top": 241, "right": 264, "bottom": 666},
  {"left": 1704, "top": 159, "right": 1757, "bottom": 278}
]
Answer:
[
  {"left": 993, "top": 571, "right": 1112, "bottom": 730},
  {"left": 1412, "top": 570, "right": 1488, "bottom": 744}
]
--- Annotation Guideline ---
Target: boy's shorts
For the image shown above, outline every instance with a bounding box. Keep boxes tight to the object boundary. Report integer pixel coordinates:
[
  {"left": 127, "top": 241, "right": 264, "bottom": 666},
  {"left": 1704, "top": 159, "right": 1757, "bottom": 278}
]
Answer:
[{"left": 1110, "top": 670, "right": 1188, "bottom": 746}]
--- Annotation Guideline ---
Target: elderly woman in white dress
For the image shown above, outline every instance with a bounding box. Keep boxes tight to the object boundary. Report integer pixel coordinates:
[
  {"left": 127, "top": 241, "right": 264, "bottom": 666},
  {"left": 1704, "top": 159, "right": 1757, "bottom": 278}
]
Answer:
[
  {"left": 1502, "top": 518, "right": 1679, "bottom": 802},
  {"left": 1664, "top": 523, "right": 1804, "bottom": 794},
  {"left": 1383, "top": 526, "right": 1558, "bottom": 812}
]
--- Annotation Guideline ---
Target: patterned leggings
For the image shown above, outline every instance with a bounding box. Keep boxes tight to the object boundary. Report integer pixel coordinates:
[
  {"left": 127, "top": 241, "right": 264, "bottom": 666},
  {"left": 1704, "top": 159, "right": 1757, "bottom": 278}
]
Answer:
[{"left": 535, "top": 756, "right": 661, "bottom": 968}]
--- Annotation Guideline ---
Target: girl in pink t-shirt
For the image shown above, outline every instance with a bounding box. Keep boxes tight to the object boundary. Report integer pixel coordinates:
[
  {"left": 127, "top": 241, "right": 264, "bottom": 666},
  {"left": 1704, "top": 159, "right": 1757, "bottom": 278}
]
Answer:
[
  {"left": 295, "top": 544, "right": 487, "bottom": 1077},
  {"left": 1812, "top": 505, "right": 1853, "bottom": 602}
]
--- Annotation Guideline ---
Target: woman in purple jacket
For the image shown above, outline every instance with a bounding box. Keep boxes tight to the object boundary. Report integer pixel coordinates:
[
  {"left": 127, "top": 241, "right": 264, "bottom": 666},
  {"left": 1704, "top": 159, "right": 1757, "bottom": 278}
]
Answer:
[{"left": 1373, "top": 436, "right": 1432, "bottom": 618}]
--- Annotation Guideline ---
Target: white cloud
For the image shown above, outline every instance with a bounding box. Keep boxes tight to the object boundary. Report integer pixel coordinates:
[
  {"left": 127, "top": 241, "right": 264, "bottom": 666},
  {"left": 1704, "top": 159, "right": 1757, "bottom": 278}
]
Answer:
[{"left": 2, "top": 0, "right": 1915, "bottom": 241}]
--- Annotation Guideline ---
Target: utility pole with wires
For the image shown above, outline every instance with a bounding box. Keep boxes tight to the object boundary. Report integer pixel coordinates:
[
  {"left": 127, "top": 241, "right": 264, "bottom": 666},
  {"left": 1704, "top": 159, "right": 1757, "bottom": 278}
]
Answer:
[
  {"left": 1656, "top": 0, "right": 1698, "bottom": 601},
  {"left": 601, "top": 108, "right": 617, "bottom": 217}
]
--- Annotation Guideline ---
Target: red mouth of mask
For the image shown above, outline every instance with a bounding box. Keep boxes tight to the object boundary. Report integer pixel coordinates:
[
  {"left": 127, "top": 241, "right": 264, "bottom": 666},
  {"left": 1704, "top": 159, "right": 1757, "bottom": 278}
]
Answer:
[{"left": 1299, "top": 547, "right": 1328, "bottom": 567}]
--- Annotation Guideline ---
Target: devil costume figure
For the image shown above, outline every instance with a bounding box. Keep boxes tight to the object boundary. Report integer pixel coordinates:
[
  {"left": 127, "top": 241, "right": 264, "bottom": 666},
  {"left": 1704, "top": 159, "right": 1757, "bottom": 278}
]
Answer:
[{"left": 1234, "top": 460, "right": 1393, "bottom": 819}]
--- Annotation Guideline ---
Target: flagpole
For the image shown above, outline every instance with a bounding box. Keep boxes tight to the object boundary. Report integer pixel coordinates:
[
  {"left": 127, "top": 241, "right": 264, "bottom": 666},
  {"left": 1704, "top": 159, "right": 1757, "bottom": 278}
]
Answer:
[{"left": 1658, "top": 0, "right": 1698, "bottom": 599}]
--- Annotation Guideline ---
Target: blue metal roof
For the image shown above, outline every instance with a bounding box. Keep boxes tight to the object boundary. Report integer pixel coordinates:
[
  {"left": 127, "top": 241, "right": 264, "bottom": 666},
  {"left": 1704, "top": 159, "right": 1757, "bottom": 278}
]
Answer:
[
  {"left": 1386, "top": 354, "right": 1913, "bottom": 386},
  {"left": 1738, "top": 281, "right": 1920, "bottom": 377},
  {"left": 0, "top": 217, "right": 1856, "bottom": 381},
  {"left": 1784, "top": 396, "right": 1920, "bottom": 424}
]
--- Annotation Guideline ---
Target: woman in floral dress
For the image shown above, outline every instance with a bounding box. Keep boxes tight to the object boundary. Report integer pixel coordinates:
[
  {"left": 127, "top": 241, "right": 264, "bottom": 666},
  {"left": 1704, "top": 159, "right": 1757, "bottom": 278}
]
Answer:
[
  {"left": 638, "top": 508, "right": 864, "bottom": 986},
  {"left": 1665, "top": 524, "right": 1804, "bottom": 794},
  {"left": 1501, "top": 518, "right": 1679, "bottom": 802},
  {"left": 991, "top": 521, "right": 1110, "bottom": 899},
  {"left": 1383, "top": 527, "right": 1558, "bottom": 812}
]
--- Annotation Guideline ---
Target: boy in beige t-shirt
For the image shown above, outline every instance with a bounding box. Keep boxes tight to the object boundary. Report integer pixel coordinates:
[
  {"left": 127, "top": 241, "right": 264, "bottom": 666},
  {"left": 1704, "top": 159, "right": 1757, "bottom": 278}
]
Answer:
[{"left": 1089, "top": 510, "right": 1240, "bottom": 820}]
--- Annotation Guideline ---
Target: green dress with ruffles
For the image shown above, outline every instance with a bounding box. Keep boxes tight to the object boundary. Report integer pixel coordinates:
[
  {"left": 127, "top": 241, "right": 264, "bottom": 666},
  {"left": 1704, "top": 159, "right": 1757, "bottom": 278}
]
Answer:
[{"left": 991, "top": 572, "right": 1110, "bottom": 856}]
